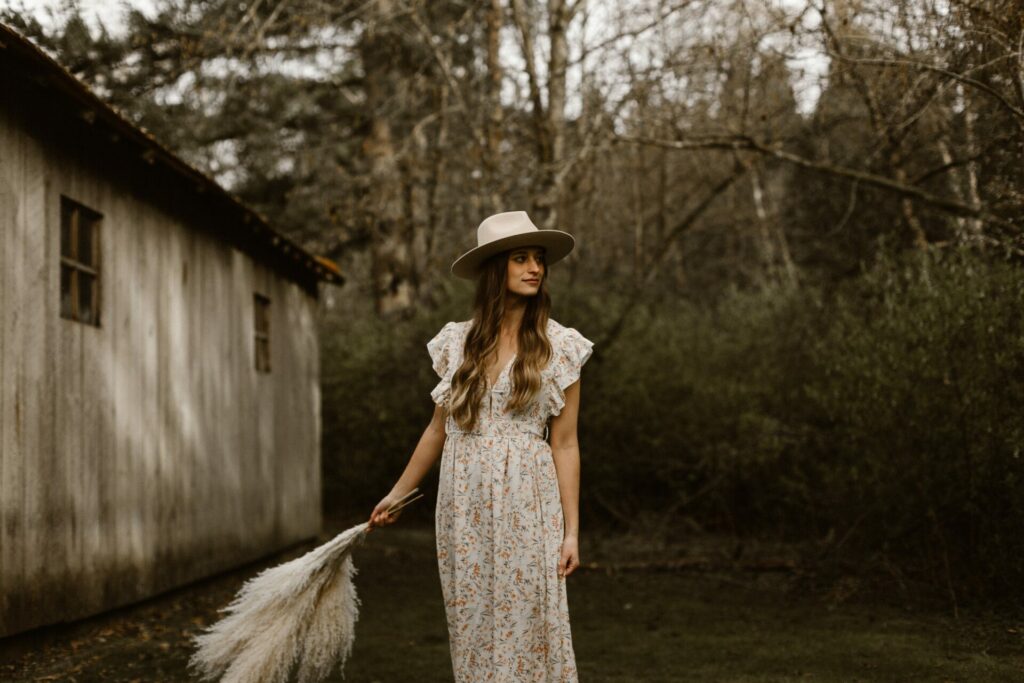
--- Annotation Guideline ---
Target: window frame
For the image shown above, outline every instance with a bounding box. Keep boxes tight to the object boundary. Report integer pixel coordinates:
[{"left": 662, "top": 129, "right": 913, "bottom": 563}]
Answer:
[
  {"left": 254, "top": 292, "right": 271, "bottom": 373},
  {"left": 59, "top": 195, "right": 102, "bottom": 327}
]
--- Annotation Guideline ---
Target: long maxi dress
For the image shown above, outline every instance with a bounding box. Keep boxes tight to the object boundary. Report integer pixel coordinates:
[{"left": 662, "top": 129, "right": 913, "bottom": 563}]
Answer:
[{"left": 428, "top": 318, "right": 594, "bottom": 683}]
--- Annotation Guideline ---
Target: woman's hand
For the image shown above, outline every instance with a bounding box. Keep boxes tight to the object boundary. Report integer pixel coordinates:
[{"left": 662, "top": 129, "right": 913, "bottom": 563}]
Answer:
[
  {"left": 368, "top": 492, "right": 405, "bottom": 531},
  {"left": 558, "top": 534, "right": 580, "bottom": 577}
]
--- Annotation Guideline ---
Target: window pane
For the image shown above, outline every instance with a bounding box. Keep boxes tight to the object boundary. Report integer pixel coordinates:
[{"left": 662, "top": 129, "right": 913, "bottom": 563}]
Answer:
[
  {"left": 60, "top": 202, "right": 73, "bottom": 258},
  {"left": 255, "top": 336, "right": 270, "bottom": 372},
  {"left": 254, "top": 294, "right": 270, "bottom": 334},
  {"left": 60, "top": 264, "right": 75, "bottom": 318},
  {"left": 78, "top": 272, "right": 94, "bottom": 324},
  {"left": 78, "top": 216, "right": 94, "bottom": 267}
]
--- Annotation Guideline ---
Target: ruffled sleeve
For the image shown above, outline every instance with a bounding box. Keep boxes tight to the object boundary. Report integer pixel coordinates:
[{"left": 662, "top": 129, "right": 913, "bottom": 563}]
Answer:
[
  {"left": 427, "top": 321, "right": 461, "bottom": 406},
  {"left": 546, "top": 326, "right": 595, "bottom": 417}
]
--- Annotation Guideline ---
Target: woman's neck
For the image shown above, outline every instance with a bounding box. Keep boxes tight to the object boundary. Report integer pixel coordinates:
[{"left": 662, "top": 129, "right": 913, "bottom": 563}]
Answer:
[{"left": 500, "top": 298, "right": 526, "bottom": 338}]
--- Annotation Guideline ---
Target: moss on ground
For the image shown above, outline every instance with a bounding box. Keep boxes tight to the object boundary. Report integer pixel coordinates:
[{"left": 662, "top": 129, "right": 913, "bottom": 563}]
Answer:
[{"left": 1, "top": 519, "right": 1021, "bottom": 682}]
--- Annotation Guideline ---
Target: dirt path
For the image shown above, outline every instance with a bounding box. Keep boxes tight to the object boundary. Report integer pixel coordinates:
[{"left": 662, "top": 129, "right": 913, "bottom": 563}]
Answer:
[{"left": 1, "top": 518, "right": 1022, "bottom": 682}]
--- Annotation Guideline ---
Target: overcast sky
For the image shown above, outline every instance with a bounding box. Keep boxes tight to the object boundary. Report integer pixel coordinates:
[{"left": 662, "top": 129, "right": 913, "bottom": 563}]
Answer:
[{"left": 1, "top": 0, "right": 152, "bottom": 32}]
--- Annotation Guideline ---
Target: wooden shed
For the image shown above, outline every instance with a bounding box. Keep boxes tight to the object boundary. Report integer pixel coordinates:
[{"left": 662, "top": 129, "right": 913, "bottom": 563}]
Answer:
[{"left": 0, "top": 24, "right": 344, "bottom": 638}]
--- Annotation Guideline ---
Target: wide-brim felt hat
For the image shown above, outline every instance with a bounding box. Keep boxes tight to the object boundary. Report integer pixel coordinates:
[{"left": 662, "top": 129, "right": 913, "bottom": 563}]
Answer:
[{"left": 451, "top": 210, "right": 575, "bottom": 279}]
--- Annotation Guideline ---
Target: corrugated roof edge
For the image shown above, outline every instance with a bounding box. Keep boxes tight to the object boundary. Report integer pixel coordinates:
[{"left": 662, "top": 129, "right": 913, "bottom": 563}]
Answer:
[{"left": 0, "top": 22, "right": 345, "bottom": 290}]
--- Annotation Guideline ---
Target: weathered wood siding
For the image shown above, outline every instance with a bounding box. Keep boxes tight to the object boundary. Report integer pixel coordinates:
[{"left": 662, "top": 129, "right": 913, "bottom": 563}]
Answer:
[{"left": 0, "top": 104, "right": 322, "bottom": 637}]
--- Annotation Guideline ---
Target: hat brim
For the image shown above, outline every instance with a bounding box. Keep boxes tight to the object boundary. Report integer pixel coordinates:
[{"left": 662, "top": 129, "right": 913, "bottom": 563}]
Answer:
[{"left": 450, "top": 230, "right": 575, "bottom": 279}]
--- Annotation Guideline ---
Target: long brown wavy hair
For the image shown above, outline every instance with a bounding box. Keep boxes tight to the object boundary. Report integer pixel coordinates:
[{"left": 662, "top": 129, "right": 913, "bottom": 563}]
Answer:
[{"left": 448, "top": 249, "right": 554, "bottom": 432}]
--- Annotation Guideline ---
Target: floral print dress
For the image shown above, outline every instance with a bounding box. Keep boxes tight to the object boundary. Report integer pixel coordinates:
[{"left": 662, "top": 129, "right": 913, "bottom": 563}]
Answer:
[{"left": 427, "top": 318, "right": 594, "bottom": 683}]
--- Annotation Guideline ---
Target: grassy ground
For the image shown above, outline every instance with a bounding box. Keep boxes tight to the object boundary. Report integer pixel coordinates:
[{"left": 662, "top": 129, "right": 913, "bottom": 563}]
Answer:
[{"left": 1, "top": 515, "right": 1022, "bottom": 682}]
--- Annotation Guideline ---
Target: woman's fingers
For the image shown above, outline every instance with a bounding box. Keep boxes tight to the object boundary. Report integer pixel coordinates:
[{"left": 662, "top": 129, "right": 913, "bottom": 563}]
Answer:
[
  {"left": 368, "top": 492, "right": 411, "bottom": 532},
  {"left": 370, "top": 500, "right": 391, "bottom": 523},
  {"left": 558, "top": 549, "right": 579, "bottom": 577},
  {"left": 368, "top": 505, "right": 402, "bottom": 530}
]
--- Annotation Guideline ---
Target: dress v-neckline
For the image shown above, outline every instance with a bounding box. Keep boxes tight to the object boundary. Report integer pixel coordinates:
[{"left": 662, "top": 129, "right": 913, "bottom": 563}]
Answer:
[{"left": 488, "top": 354, "right": 516, "bottom": 388}]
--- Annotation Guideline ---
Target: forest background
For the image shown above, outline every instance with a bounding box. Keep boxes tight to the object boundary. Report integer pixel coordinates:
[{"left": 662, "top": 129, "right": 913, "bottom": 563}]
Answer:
[{"left": 4, "top": 0, "right": 1023, "bottom": 615}]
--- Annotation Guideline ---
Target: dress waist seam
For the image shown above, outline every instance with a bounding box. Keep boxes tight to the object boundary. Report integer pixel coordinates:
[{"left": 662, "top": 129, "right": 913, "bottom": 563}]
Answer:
[{"left": 447, "top": 423, "right": 548, "bottom": 440}]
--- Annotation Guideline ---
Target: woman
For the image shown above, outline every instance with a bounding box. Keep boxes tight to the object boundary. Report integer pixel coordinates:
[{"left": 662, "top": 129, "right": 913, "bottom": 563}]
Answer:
[{"left": 368, "top": 210, "right": 594, "bottom": 682}]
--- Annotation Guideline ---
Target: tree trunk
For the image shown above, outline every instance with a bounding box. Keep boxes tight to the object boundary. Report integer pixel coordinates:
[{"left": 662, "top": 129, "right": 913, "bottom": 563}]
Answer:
[
  {"left": 361, "top": 2, "right": 416, "bottom": 315},
  {"left": 484, "top": 0, "right": 505, "bottom": 211},
  {"left": 536, "top": 0, "right": 571, "bottom": 228}
]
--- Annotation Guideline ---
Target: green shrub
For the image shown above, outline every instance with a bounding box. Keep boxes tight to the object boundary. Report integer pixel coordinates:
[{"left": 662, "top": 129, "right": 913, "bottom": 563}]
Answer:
[
  {"left": 319, "top": 283, "right": 471, "bottom": 519},
  {"left": 804, "top": 250, "right": 1024, "bottom": 601},
  {"left": 319, "top": 249, "right": 1024, "bottom": 605}
]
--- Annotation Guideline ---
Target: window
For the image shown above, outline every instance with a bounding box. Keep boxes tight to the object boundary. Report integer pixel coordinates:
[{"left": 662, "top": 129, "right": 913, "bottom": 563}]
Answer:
[
  {"left": 60, "top": 196, "right": 101, "bottom": 326},
  {"left": 254, "top": 293, "right": 271, "bottom": 373}
]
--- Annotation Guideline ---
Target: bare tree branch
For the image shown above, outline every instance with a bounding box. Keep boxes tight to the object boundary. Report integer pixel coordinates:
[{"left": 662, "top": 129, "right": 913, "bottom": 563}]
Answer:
[
  {"left": 405, "top": 4, "right": 487, "bottom": 152},
  {"left": 613, "top": 133, "right": 1020, "bottom": 234},
  {"left": 827, "top": 51, "right": 1024, "bottom": 127},
  {"left": 596, "top": 164, "right": 751, "bottom": 352}
]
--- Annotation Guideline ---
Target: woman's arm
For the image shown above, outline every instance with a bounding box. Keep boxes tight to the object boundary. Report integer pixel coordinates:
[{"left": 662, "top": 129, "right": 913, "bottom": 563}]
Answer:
[
  {"left": 549, "top": 378, "right": 582, "bottom": 577},
  {"left": 369, "top": 404, "right": 447, "bottom": 528}
]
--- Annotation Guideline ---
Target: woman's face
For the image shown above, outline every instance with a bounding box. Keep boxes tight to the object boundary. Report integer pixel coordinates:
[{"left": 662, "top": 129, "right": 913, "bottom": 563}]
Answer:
[{"left": 505, "top": 247, "right": 546, "bottom": 296}]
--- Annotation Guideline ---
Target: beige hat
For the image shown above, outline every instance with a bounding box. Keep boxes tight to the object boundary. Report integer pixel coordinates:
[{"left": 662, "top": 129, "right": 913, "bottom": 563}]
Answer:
[{"left": 451, "top": 211, "right": 576, "bottom": 279}]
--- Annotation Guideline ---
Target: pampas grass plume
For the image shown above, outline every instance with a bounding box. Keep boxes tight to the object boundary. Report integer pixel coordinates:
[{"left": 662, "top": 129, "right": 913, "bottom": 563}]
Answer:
[{"left": 188, "top": 488, "right": 422, "bottom": 683}]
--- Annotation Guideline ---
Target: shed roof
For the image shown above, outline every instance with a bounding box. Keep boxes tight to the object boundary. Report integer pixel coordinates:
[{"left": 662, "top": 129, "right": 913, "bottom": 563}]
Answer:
[{"left": 0, "top": 22, "right": 344, "bottom": 295}]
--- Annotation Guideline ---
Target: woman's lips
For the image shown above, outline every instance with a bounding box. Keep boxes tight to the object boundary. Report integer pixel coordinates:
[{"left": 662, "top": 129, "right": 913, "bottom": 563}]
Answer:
[{"left": 524, "top": 279, "right": 539, "bottom": 284}]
